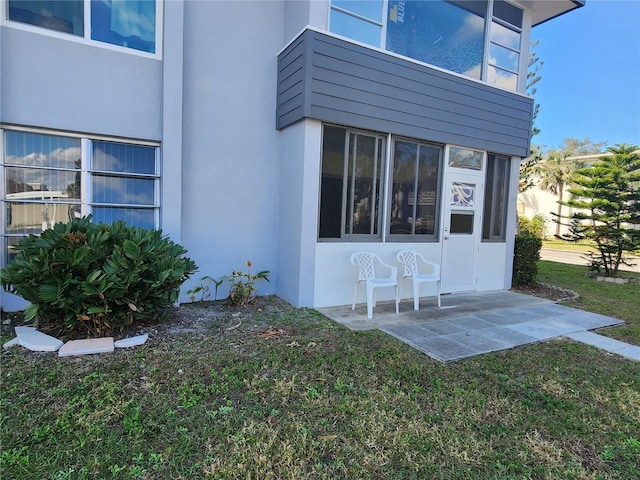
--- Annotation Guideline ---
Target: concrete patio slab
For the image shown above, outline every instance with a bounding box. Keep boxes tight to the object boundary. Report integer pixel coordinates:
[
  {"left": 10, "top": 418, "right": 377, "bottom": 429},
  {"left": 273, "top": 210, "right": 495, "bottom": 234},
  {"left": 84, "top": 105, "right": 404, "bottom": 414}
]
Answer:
[
  {"left": 321, "top": 290, "right": 635, "bottom": 362},
  {"left": 565, "top": 331, "right": 640, "bottom": 361}
]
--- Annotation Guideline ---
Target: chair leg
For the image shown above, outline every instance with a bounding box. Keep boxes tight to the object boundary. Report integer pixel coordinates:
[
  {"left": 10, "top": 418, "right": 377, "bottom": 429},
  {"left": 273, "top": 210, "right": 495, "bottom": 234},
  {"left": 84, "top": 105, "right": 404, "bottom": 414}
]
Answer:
[
  {"left": 352, "top": 282, "right": 359, "bottom": 311},
  {"left": 394, "top": 286, "right": 399, "bottom": 314},
  {"left": 436, "top": 280, "right": 441, "bottom": 307},
  {"left": 366, "top": 284, "right": 375, "bottom": 319},
  {"left": 413, "top": 281, "right": 420, "bottom": 311}
]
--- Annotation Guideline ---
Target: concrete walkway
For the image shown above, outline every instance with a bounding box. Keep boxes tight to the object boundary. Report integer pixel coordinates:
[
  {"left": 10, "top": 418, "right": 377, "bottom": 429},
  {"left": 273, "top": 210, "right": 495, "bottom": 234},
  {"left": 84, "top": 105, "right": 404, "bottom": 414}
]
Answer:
[{"left": 318, "top": 291, "right": 640, "bottom": 363}]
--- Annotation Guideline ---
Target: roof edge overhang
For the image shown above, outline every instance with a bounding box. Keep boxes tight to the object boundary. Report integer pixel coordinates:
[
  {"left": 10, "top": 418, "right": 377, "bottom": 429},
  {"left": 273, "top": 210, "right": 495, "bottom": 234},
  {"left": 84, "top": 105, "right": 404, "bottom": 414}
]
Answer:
[{"left": 528, "top": 0, "right": 585, "bottom": 27}]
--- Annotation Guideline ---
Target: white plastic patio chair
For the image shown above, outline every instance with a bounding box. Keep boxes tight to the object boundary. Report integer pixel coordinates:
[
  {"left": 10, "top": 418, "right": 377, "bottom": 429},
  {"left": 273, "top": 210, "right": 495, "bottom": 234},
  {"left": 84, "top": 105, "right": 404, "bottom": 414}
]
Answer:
[
  {"left": 396, "top": 250, "right": 441, "bottom": 310},
  {"left": 350, "top": 251, "right": 399, "bottom": 319}
]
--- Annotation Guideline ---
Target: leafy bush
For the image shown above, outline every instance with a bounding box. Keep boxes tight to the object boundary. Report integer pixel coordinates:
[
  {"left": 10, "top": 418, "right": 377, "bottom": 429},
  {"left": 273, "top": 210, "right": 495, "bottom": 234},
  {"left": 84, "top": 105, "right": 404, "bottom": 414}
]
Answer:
[
  {"left": 518, "top": 214, "right": 548, "bottom": 239},
  {"left": 1, "top": 217, "right": 197, "bottom": 336},
  {"left": 512, "top": 233, "right": 542, "bottom": 286}
]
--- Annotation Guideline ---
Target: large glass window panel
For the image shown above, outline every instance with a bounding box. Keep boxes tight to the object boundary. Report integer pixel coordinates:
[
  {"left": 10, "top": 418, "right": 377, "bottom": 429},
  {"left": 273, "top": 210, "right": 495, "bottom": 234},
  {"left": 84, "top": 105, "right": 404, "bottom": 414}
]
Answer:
[
  {"left": 415, "top": 145, "right": 440, "bottom": 234},
  {"left": 330, "top": 9, "right": 382, "bottom": 47},
  {"left": 8, "top": 0, "right": 84, "bottom": 35},
  {"left": 482, "top": 153, "right": 510, "bottom": 241},
  {"left": 386, "top": 0, "right": 486, "bottom": 79},
  {"left": 5, "top": 131, "right": 80, "bottom": 169},
  {"left": 92, "top": 207, "right": 155, "bottom": 229},
  {"left": 346, "top": 134, "right": 382, "bottom": 235},
  {"left": 318, "top": 126, "right": 384, "bottom": 240},
  {"left": 5, "top": 167, "right": 81, "bottom": 201},
  {"left": 332, "top": 1, "right": 383, "bottom": 22},
  {"left": 389, "top": 140, "right": 441, "bottom": 238},
  {"left": 92, "top": 175, "right": 155, "bottom": 205},
  {"left": 93, "top": 142, "right": 156, "bottom": 174},
  {"left": 2, "top": 129, "right": 160, "bottom": 266},
  {"left": 91, "top": 0, "right": 156, "bottom": 53},
  {"left": 390, "top": 141, "right": 418, "bottom": 235},
  {"left": 319, "top": 126, "right": 347, "bottom": 239}
]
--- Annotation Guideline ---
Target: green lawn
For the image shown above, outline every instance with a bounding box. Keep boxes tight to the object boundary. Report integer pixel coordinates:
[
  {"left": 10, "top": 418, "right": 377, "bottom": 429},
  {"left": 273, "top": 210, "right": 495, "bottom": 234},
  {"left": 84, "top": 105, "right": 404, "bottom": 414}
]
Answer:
[
  {"left": 1, "top": 264, "right": 639, "bottom": 479},
  {"left": 542, "top": 239, "right": 597, "bottom": 253},
  {"left": 536, "top": 261, "right": 640, "bottom": 343}
]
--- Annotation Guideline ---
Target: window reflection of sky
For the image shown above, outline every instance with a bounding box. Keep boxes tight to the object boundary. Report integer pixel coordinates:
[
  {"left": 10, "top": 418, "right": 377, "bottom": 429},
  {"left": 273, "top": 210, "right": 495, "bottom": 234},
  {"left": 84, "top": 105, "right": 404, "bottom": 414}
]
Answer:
[
  {"left": 92, "top": 175, "right": 155, "bottom": 205},
  {"left": 92, "top": 207, "right": 155, "bottom": 229},
  {"left": 93, "top": 142, "right": 155, "bottom": 174},
  {"left": 331, "top": 9, "right": 382, "bottom": 47},
  {"left": 332, "top": 1, "right": 383, "bottom": 22},
  {"left": 386, "top": 0, "right": 485, "bottom": 78}
]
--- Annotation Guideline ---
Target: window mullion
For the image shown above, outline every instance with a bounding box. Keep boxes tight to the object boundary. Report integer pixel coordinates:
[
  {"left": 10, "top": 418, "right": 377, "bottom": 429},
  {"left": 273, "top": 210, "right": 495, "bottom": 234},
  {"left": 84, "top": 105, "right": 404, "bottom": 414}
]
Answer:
[
  {"left": 340, "top": 133, "right": 349, "bottom": 237},
  {"left": 380, "top": 0, "right": 389, "bottom": 50},
  {"left": 84, "top": 0, "right": 91, "bottom": 42},
  {"left": 82, "top": 138, "right": 90, "bottom": 218},
  {"left": 412, "top": 147, "right": 420, "bottom": 235},
  {"left": 481, "top": 0, "right": 494, "bottom": 82},
  {"left": 348, "top": 135, "right": 357, "bottom": 236}
]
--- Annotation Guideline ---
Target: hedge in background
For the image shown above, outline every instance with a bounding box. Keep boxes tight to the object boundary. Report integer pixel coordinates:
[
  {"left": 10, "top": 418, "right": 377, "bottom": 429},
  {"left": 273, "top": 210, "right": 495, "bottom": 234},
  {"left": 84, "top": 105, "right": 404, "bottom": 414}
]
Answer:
[
  {"left": 1, "top": 217, "right": 198, "bottom": 336},
  {"left": 512, "top": 233, "right": 543, "bottom": 286}
]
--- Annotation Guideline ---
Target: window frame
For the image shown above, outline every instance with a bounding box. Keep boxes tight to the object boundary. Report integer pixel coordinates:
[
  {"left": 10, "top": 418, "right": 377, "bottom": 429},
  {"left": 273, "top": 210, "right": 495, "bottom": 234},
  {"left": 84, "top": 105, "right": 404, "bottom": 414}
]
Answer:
[
  {"left": 1, "top": 126, "right": 161, "bottom": 266},
  {"left": 387, "top": 136, "right": 443, "bottom": 242},
  {"left": 328, "top": 0, "right": 524, "bottom": 92},
  {"left": 318, "top": 125, "right": 386, "bottom": 242},
  {"left": 318, "top": 124, "right": 445, "bottom": 243},
  {"left": 1, "top": 0, "right": 163, "bottom": 59}
]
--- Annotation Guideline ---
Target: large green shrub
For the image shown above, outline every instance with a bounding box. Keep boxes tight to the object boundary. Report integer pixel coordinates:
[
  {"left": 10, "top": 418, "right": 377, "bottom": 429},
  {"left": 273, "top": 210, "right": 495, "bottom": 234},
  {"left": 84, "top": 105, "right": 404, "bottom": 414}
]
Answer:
[
  {"left": 512, "top": 233, "right": 542, "bottom": 287},
  {"left": 1, "top": 217, "right": 197, "bottom": 336}
]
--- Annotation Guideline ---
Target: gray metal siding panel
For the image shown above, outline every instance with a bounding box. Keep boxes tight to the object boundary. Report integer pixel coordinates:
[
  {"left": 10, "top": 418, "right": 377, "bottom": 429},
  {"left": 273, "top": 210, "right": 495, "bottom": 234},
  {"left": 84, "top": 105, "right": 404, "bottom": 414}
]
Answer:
[
  {"left": 277, "top": 30, "right": 533, "bottom": 157},
  {"left": 277, "top": 36, "right": 306, "bottom": 129}
]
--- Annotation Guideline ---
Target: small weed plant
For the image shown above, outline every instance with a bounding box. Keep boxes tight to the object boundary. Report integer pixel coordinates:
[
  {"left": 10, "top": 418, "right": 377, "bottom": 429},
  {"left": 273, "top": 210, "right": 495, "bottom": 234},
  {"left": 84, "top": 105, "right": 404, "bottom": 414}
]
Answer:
[
  {"left": 227, "top": 261, "right": 270, "bottom": 306},
  {"left": 186, "top": 275, "right": 224, "bottom": 302}
]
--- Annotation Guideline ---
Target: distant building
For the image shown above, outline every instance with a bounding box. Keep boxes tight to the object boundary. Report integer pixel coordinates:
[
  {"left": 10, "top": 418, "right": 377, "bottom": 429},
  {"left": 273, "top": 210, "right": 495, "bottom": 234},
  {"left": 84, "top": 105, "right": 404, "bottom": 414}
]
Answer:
[
  {"left": 518, "top": 150, "right": 639, "bottom": 238},
  {"left": 1, "top": 0, "right": 584, "bottom": 311}
]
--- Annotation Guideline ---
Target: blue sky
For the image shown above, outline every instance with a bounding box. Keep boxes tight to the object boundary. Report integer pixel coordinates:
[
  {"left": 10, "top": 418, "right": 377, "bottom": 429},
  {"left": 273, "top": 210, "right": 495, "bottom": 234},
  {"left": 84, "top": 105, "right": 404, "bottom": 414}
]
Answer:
[{"left": 531, "top": 0, "right": 640, "bottom": 151}]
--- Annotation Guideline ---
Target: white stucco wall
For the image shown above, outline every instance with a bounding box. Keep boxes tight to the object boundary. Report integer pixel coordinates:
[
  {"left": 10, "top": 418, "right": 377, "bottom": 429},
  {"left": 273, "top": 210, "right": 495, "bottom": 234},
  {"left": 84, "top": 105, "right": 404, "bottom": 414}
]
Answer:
[
  {"left": 314, "top": 242, "right": 443, "bottom": 308},
  {"left": 178, "top": 0, "right": 285, "bottom": 302},
  {"left": 276, "top": 119, "right": 321, "bottom": 307},
  {"left": 518, "top": 186, "right": 578, "bottom": 238},
  {"left": 0, "top": 27, "right": 162, "bottom": 140}
]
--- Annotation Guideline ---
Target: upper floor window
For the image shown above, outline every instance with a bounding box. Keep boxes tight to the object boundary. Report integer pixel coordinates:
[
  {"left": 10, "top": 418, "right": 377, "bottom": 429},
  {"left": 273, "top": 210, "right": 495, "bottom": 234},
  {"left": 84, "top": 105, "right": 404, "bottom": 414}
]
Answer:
[
  {"left": 329, "top": 0, "right": 523, "bottom": 91},
  {"left": 387, "top": 0, "right": 486, "bottom": 80},
  {"left": 329, "top": 0, "right": 384, "bottom": 47},
  {"left": 6, "top": 0, "right": 158, "bottom": 54}
]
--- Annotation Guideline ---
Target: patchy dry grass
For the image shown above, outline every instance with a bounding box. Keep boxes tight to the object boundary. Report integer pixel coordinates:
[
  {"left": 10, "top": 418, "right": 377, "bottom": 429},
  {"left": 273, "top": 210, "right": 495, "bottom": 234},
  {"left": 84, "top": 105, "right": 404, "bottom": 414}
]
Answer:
[{"left": 2, "top": 294, "right": 639, "bottom": 479}]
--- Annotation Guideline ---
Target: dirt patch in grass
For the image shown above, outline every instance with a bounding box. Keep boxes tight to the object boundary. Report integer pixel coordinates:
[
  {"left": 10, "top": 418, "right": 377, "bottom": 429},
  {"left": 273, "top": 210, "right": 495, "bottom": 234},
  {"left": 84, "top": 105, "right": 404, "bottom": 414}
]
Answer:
[
  {"left": 1, "top": 296, "right": 295, "bottom": 342},
  {"left": 511, "top": 283, "right": 579, "bottom": 303}
]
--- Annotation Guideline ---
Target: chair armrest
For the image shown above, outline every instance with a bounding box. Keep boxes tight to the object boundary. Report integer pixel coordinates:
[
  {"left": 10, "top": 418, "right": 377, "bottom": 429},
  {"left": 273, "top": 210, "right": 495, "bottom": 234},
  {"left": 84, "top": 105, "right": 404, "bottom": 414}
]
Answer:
[{"left": 416, "top": 253, "right": 440, "bottom": 276}]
